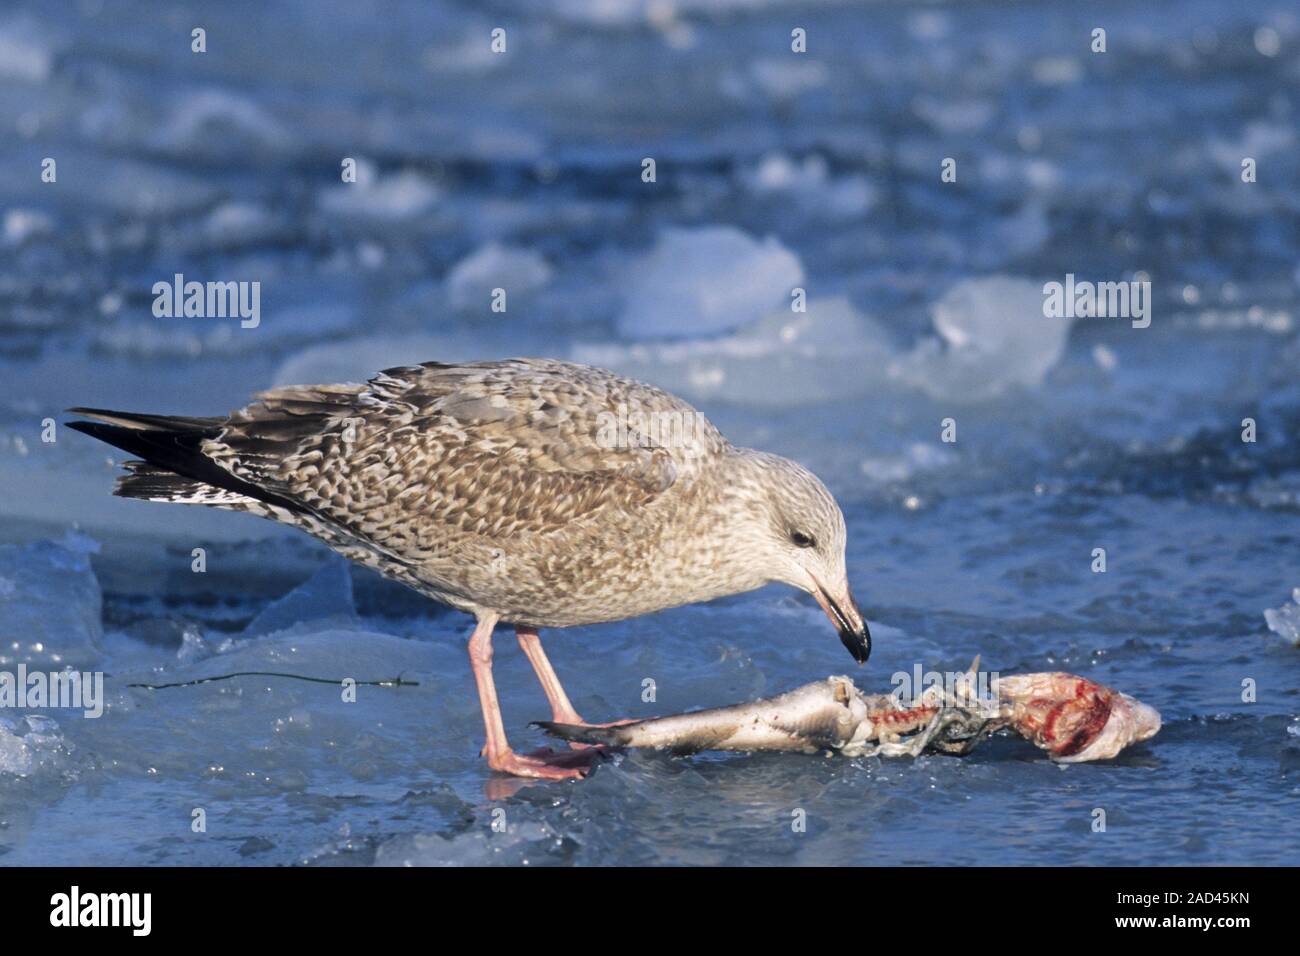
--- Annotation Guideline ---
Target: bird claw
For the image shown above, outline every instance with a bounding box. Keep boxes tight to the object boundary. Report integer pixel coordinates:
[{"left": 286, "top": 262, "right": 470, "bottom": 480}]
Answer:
[{"left": 486, "top": 745, "right": 610, "bottom": 780}]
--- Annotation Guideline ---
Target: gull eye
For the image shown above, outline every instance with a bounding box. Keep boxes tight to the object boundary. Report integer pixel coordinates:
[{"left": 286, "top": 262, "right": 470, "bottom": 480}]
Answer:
[{"left": 791, "top": 530, "right": 816, "bottom": 549}]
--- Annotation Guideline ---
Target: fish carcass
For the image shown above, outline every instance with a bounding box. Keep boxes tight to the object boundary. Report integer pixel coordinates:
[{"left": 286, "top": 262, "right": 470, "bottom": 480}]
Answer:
[{"left": 539, "top": 667, "right": 1160, "bottom": 763}]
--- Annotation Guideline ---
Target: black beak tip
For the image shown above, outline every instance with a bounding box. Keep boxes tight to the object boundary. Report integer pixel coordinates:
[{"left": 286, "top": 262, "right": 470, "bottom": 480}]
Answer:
[{"left": 839, "top": 622, "right": 872, "bottom": 665}]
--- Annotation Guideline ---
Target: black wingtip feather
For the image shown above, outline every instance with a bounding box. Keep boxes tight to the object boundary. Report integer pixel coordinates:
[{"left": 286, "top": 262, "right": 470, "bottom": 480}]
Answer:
[{"left": 67, "top": 412, "right": 305, "bottom": 514}]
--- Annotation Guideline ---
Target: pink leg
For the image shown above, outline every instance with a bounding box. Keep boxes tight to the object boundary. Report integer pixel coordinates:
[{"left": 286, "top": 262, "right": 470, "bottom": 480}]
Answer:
[
  {"left": 467, "top": 615, "right": 591, "bottom": 780},
  {"left": 516, "top": 625, "right": 585, "bottom": 724},
  {"left": 516, "top": 625, "right": 637, "bottom": 744}
]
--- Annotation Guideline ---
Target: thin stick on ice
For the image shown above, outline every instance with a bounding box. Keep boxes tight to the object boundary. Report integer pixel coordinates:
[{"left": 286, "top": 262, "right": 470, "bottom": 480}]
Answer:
[{"left": 539, "top": 661, "right": 1161, "bottom": 763}]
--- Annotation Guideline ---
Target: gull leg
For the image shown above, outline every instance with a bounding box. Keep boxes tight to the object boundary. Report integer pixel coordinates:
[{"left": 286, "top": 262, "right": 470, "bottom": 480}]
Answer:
[
  {"left": 516, "top": 625, "right": 585, "bottom": 724},
  {"left": 467, "top": 614, "right": 592, "bottom": 780},
  {"left": 516, "top": 624, "right": 637, "bottom": 747}
]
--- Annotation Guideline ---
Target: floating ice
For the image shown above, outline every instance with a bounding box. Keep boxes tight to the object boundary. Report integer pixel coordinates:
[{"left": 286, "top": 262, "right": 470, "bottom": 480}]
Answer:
[
  {"left": 889, "top": 276, "right": 1071, "bottom": 401},
  {"left": 242, "top": 558, "right": 359, "bottom": 639},
  {"left": 738, "top": 153, "right": 877, "bottom": 221},
  {"left": 318, "top": 168, "right": 440, "bottom": 221},
  {"left": 616, "top": 226, "right": 804, "bottom": 340},
  {"left": 0, "top": 15, "right": 55, "bottom": 82},
  {"left": 1264, "top": 589, "right": 1300, "bottom": 646},
  {"left": 447, "top": 242, "right": 552, "bottom": 311},
  {"left": 582, "top": 279, "right": 1071, "bottom": 407},
  {"left": 579, "top": 296, "right": 894, "bottom": 406},
  {"left": 199, "top": 202, "right": 285, "bottom": 248},
  {"left": 3, "top": 208, "right": 55, "bottom": 246},
  {"left": 858, "top": 443, "right": 957, "bottom": 484},
  {"left": 156, "top": 89, "right": 290, "bottom": 157},
  {"left": 0, "top": 533, "right": 103, "bottom": 669}
]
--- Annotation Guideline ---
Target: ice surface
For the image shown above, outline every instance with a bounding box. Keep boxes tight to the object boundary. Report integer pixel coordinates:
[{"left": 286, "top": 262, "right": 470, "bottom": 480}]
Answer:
[
  {"left": 447, "top": 242, "right": 552, "bottom": 312},
  {"left": 616, "top": 227, "right": 804, "bottom": 340},
  {"left": 0, "top": 714, "right": 70, "bottom": 778},
  {"left": 242, "top": 559, "right": 359, "bottom": 639},
  {"left": 1263, "top": 589, "right": 1300, "bottom": 646},
  {"left": 890, "top": 277, "right": 1072, "bottom": 401},
  {"left": 3, "top": 0, "right": 1299, "bottom": 867},
  {"left": 0, "top": 532, "right": 102, "bottom": 668}
]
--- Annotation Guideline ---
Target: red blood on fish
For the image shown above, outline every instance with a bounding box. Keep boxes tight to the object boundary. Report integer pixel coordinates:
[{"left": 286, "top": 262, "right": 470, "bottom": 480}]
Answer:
[{"left": 1042, "top": 679, "right": 1114, "bottom": 757}]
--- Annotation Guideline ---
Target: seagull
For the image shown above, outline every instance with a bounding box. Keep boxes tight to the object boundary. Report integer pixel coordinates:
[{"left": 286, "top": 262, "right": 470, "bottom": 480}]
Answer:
[{"left": 69, "top": 358, "right": 870, "bottom": 779}]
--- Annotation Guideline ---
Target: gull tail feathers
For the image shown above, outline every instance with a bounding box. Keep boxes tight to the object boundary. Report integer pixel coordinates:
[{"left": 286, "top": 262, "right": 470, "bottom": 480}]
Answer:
[{"left": 65, "top": 407, "right": 298, "bottom": 511}]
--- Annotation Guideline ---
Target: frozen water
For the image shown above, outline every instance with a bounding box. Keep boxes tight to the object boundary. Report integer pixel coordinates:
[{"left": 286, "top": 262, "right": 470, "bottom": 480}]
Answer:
[
  {"left": 242, "top": 558, "right": 359, "bottom": 639},
  {"left": 1, "top": 0, "right": 1298, "bottom": 866},
  {"left": 0, "top": 14, "right": 54, "bottom": 82},
  {"left": 446, "top": 242, "right": 552, "bottom": 312},
  {"left": 1263, "top": 589, "right": 1300, "bottom": 646},
  {"left": 317, "top": 169, "right": 440, "bottom": 222},
  {"left": 0, "top": 533, "right": 102, "bottom": 668},
  {"left": 738, "top": 153, "right": 878, "bottom": 222},
  {"left": 890, "top": 277, "right": 1072, "bottom": 401},
  {"left": 580, "top": 281, "right": 1073, "bottom": 408},
  {"left": 578, "top": 296, "right": 896, "bottom": 406},
  {"left": 0, "top": 714, "right": 70, "bottom": 778},
  {"left": 616, "top": 227, "right": 804, "bottom": 340}
]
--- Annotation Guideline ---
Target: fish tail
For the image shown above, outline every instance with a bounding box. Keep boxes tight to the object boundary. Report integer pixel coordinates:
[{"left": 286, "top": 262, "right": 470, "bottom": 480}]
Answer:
[{"left": 534, "top": 721, "right": 638, "bottom": 747}]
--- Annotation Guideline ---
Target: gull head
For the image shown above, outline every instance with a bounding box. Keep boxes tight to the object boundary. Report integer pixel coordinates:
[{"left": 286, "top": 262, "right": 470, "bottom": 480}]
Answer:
[{"left": 730, "top": 450, "right": 871, "bottom": 664}]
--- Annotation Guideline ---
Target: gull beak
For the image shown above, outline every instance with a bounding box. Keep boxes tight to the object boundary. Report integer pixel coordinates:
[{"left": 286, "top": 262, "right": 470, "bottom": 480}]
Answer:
[{"left": 810, "top": 575, "right": 872, "bottom": 665}]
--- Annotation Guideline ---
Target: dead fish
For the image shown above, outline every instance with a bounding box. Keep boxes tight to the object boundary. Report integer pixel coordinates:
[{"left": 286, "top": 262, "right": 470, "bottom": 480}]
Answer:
[
  {"left": 542, "top": 677, "right": 937, "bottom": 756},
  {"left": 539, "top": 668, "right": 1160, "bottom": 763},
  {"left": 990, "top": 672, "right": 1161, "bottom": 763}
]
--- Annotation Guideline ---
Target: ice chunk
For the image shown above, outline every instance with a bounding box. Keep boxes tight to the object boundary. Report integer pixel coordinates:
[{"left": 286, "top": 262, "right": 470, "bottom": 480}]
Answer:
[
  {"left": 3, "top": 208, "right": 55, "bottom": 246},
  {"left": 242, "top": 558, "right": 359, "bottom": 638},
  {"left": 738, "top": 153, "right": 877, "bottom": 222},
  {"left": 578, "top": 296, "right": 894, "bottom": 406},
  {"left": 890, "top": 276, "right": 1071, "bottom": 401},
  {"left": 1264, "top": 589, "right": 1300, "bottom": 646},
  {"left": 373, "top": 819, "right": 565, "bottom": 866},
  {"left": 858, "top": 443, "right": 957, "bottom": 484},
  {"left": 0, "top": 533, "right": 103, "bottom": 668},
  {"left": 748, "top": 58, "right": 829, "bottom": 100},
  {"left": 447, "top": 242, "right": 552, "bottom": 311},
  {"left": 583, "top": 279, "right": 1072, "bottom": 407},
  {"left": 0, "top": 714, "right": 70, "bottom": 778},
  {"left": 198, "top": 201, "right": 286, "bottom": 248},
  {"left": 0, "top": 15, "right": 55, "bottom": 82},
  {"left": 317, "top": 166, "right": 439, "bottom": 221},
  {"left": 155, "top": 89, "right": 290, "bottom": 158},
  {"left": 616, "top": 226, "right": 804, "bottom": 340}
]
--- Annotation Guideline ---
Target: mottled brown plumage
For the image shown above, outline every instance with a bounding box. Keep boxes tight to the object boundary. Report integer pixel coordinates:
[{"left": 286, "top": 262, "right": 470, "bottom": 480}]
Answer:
[{"left": 69, "top": 357, "right": 870, "bottom": 779}]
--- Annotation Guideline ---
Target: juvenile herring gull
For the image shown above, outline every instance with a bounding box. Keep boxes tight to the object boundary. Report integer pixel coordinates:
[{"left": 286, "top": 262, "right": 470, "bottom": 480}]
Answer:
[{"left": 68, "top": 358, "right": 870, "bottom": 779}]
